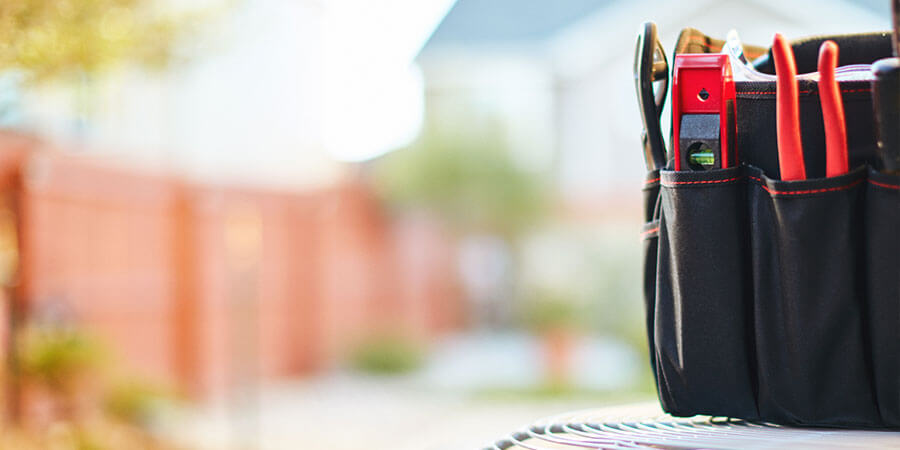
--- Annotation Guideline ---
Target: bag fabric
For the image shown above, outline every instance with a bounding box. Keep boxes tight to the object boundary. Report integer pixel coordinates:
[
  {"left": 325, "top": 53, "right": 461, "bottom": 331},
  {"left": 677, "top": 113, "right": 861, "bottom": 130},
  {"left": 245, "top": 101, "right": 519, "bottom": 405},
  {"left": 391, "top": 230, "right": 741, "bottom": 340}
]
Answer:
[{"left": 642, "top": 32, "right": 900, "bottom": 428}]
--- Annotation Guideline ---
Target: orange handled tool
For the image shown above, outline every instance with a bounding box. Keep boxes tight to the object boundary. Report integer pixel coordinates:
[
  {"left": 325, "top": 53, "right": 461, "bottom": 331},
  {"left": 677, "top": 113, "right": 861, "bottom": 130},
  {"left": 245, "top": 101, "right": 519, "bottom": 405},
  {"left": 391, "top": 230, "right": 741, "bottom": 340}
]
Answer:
[
  {"left": 818, "top": 40, "right": 849, "bottom": 177},
  {"left": 772, "top": 33, "right": 807, "bottom": 181}
]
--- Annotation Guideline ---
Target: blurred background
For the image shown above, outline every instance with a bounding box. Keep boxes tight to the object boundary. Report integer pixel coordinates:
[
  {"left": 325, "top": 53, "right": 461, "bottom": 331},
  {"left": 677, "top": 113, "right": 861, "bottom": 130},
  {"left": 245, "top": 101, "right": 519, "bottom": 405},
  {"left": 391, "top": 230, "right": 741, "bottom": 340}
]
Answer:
[{"left": 0, "top": 0, "right": 889, "bottom": 448}]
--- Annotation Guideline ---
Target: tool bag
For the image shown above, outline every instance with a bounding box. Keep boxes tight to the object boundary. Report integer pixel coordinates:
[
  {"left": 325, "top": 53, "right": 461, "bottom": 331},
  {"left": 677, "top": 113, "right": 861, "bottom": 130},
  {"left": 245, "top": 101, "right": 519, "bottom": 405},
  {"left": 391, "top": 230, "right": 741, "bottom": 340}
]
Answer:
[{"left": 641, "top": 31, "right": 900, "bottom": 428}]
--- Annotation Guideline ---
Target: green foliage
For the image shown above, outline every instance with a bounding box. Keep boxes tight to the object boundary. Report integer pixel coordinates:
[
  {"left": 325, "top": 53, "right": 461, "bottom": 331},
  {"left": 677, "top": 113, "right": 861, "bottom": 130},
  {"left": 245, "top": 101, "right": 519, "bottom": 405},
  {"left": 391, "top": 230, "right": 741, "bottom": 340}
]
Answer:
[
  {"left": 375, "top": 128, "right": 549, "bottom": 238},
  {"left": 350, "top": 334, "right": 424, "bottom": 375},
  {"left": 520, "top": 290, "right": 583, "bottom": 333},
  {"left": 17, "top": 327, "right": 108, "bottom": 389},
  {"left": 0, "top": 0, "right": 221, "bottom": 79},
  {"left": 103, "top": 378, "right": 172, "bottom": 426}
]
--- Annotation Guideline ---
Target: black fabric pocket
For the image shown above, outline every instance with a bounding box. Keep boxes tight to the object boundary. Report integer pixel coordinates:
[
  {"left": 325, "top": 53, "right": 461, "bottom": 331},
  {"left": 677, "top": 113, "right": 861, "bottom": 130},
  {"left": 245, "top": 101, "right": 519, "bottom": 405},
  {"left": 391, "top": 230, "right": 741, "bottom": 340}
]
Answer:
[
  {"left": 748, "top": 166, "right": 880, "bottom": 427},
  {"left": 642, "top": 219, "right": 660, "bottom": 385},
  {"left": 654, "top": 166, "right": 758, "bottom": 419},
  {"left": 645, "top": 163, "right": 896, "bottom": 427},
  {"left": 865, "top": 169, "right": 900, "bottom": 427},
  {"left": 642, "top": 172, "right": 661, "bottom": 384}
]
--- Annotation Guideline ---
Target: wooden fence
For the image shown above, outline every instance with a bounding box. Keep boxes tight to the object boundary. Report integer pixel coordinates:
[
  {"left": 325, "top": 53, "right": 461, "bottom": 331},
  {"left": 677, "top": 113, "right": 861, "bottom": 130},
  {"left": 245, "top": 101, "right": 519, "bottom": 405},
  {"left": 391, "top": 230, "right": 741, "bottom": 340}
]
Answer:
[{"left": 0, "top": 132, "right": 463, "bottom": 400}]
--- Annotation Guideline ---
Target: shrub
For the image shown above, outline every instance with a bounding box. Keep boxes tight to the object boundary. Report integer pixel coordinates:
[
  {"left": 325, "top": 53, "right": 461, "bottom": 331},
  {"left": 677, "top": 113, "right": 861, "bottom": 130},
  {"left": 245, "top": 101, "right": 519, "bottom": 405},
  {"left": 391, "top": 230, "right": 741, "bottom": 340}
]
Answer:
[
  {"left": 350, "top": 334, "right": 424, "bottom": 375},
  {"left": 520, "top": 290, "right": 583, "bottom": 334},
  {"left": 17, "top": 327, "right": 108, "bottom": 390},
  {"left": 103, "top": 379, "right": 172, "bottom": 427}
]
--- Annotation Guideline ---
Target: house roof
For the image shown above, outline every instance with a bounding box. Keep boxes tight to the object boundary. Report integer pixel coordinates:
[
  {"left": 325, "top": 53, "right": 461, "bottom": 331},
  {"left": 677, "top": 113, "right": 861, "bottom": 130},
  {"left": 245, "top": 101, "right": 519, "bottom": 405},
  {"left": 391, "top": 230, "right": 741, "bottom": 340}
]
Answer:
[
  {"left": 418, "top": 0, "right": 888, "bottom": 58},
  {"left": 850, "top": 0, "right": 890, "bottom": 15},
  {"left": 419, "top": 0, "right": 611, "bottom": 50}
]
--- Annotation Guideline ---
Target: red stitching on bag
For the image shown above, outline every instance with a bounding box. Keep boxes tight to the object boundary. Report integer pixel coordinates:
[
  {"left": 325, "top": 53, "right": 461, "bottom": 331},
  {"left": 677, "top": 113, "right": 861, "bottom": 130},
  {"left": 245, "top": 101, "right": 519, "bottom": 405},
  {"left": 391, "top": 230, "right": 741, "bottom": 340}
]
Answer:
[
  {"left": 869, "top": 179, "right": 900, "bottom": 190},
  {"left": 644, "top": 177, "right": 660, "bottom": 185},
  {"left": 666, "top": 174, "right": 878, "bottom": 194},
  {"left": 663, "top": 176, "right": 743, "bottom": 186},
  {"left": 640, "top": 226, "right": 659, "bottom": 237},
  {"left": 748, "top": 175, "right": 865, "bottom": 195},
  {"left": 739, "top": 88, "right": 871, "bottom": 96}
]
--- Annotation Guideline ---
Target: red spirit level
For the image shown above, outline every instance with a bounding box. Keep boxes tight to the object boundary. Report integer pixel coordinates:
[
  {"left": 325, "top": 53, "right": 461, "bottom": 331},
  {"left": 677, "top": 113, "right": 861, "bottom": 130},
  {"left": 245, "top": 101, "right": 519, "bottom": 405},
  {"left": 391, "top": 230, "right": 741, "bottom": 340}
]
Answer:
[{"left": 672, "top": 54, "right": 737, "bottom": 171}]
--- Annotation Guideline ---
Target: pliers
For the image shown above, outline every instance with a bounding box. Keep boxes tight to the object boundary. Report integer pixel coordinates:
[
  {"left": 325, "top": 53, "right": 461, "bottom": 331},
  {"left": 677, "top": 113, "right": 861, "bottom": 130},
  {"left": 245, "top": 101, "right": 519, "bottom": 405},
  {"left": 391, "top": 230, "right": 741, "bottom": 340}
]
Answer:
[
  {"left": 772, "top": 34, "right": 849, "bottom": 180},
  {"left": 773, "top": 33, "right": 807, "bottom": 181},
  {"left": 818, "top": 40, "right": 849, "bottom": 177}
]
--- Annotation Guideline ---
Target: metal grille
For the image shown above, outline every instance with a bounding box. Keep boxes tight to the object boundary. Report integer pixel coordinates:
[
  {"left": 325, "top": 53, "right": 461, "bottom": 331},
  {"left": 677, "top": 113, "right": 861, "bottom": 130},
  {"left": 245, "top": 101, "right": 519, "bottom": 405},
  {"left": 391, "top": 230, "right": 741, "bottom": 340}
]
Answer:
[{"left": 486, "top": 403, "right": 900, "bottom": 449}]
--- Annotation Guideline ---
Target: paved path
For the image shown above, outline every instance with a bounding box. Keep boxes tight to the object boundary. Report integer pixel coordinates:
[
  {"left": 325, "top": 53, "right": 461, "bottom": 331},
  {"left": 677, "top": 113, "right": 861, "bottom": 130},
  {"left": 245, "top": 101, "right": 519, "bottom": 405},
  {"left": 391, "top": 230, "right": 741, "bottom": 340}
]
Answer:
[
  {"left": 168, "top": 375, "right": 638, "bottom": 449},
  {"left": 164, "top": 331, "right": 647, "bottom": 449}
]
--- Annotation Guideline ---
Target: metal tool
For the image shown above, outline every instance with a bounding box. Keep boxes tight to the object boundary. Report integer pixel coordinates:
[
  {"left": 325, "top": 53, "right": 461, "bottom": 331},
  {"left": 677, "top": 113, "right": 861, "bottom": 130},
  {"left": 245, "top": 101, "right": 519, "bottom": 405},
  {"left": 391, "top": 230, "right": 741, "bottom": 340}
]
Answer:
[
  {"left": 872, "top": 59, "right": 900, "bottom": 174},
  {"left": 488, "top": 406, "right": 900, "bottom": 450},
  {"left": 871, "top": 0, "right": 900, "bottom": 174},
  {"left": 634, "top": 21, "right": 669, "bottom": 171}
]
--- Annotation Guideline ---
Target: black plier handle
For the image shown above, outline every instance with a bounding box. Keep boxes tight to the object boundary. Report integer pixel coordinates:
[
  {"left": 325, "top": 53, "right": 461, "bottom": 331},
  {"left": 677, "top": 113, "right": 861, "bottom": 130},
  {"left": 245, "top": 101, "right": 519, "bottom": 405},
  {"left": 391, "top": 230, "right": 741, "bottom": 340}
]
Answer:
[{"left": 634, "top": 21, "right": 669, "bottom": 171}]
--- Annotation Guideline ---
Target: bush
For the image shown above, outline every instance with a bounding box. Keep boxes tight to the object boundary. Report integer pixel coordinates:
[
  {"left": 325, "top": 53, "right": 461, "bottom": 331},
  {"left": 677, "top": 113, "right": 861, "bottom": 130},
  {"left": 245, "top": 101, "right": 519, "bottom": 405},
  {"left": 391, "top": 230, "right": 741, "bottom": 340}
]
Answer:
[
  {"left": 520, "top": 290, "right": 583, "bottom": 334},
  {"left": 104, "top": 379, "right": 172, "bottom": 427},
  {"left": 350, "top": 334, "right": 424, "bottom": 375},
  {"left": 17, "top": 327, "right": 108, "bottom": 390}
]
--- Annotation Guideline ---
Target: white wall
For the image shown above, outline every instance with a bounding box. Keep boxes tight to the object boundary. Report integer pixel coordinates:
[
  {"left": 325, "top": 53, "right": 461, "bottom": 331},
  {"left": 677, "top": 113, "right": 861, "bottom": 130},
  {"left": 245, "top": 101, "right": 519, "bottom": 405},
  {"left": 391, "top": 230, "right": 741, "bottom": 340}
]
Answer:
[
  {"left": 13, "top": 0, "right": 454, "bottom": 190},
  {"left": 15, "top": 0, "right": 337, "bottom": 189}
]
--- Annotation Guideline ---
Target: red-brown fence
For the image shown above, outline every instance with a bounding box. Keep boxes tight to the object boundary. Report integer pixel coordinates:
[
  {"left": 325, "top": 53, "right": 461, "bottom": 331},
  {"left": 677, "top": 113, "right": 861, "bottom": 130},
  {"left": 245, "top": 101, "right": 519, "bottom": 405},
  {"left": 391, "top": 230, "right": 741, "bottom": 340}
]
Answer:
[{"left": 0, "top": 132, "right": 463, "bottom": 401}]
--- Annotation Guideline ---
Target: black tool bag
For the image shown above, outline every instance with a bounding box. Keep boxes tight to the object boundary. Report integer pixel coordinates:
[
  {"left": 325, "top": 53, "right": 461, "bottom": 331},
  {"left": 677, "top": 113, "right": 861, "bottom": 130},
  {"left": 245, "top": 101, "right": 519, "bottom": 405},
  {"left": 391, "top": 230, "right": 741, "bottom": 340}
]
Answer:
[{"left": 642, "top": 32, "right": 900, "bottom": 428}]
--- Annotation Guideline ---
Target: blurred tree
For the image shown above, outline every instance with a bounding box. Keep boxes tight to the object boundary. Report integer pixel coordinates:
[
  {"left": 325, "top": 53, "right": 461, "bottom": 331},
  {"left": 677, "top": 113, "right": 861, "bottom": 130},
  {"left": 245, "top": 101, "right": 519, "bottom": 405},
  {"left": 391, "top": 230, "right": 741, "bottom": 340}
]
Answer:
[
  {"left": 0, "top": 0, "right": 215, "bottom": 80},
  {"left": 375, "top": 126, "right": 550, "bottom": 239}
]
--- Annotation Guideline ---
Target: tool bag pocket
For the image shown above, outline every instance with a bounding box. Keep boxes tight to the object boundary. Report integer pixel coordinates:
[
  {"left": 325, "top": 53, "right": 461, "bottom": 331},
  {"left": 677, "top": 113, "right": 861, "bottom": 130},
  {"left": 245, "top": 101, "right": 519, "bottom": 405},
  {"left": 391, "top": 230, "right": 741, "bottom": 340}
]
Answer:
[
  {"left": 644, "top": 164, "right": 900, "bottom": 427},
  {"left": 865, "top": 169, "right": 900, "bottom": 427},
  {"left": 747, "top": 165, "right": 880, "bottom": 427},
  {"left": 651, "top": 165, "right": 758, "bottom": 419},
  {"left": 641, "top": 171, "right": 661, "bottom": 384}
]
